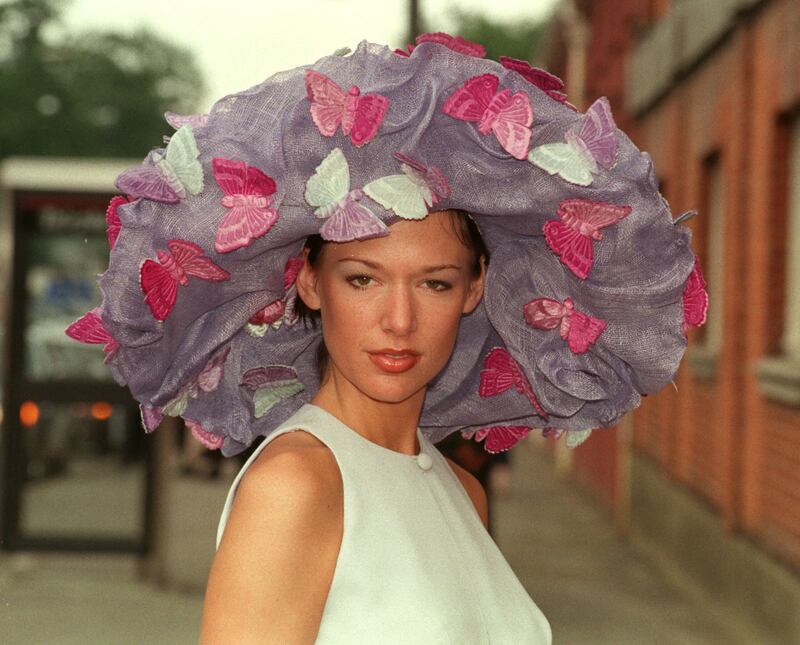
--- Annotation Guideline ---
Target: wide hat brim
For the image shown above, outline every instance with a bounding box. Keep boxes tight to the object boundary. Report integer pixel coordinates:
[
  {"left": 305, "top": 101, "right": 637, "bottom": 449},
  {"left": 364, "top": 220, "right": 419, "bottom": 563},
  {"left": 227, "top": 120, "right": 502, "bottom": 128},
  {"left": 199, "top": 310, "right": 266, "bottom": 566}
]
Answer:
[{"left": 84, "top": 39, "right": 699, "bottom": 456}]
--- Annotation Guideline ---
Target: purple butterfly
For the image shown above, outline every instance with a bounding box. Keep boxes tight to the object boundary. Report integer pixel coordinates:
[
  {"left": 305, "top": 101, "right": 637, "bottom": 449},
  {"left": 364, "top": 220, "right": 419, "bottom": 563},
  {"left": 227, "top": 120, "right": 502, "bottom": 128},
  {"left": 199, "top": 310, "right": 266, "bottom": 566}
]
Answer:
[
  {"left": 304, "top": 148, "right": 389, "bottom": 242},
  {"left": 528, "top": 97, "right": 618, "bottom": 186}
]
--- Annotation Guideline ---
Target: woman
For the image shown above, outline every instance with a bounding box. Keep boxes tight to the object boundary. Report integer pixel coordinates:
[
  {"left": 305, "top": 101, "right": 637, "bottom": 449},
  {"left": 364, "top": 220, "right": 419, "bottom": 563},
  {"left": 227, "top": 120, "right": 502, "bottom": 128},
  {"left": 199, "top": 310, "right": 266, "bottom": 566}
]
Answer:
[{"left": 67, "top": 34, "right": 707, "bottom": 644}]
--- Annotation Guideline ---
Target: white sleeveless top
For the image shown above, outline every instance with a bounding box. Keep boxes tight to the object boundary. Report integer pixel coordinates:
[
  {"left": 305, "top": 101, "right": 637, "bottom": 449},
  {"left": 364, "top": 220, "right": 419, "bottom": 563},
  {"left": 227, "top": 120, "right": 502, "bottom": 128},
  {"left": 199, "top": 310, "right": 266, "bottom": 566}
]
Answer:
[{"left": 216, "top": 404, "right": 552, "bottom": 644}]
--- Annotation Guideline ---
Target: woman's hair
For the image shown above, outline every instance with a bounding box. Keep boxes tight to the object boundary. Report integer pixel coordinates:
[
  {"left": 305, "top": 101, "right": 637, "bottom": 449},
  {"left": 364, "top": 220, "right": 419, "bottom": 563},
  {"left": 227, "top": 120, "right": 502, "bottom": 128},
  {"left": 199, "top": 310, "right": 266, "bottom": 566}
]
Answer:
[{"left": 296, "top": 209, "right": 490, "bottom": 381}]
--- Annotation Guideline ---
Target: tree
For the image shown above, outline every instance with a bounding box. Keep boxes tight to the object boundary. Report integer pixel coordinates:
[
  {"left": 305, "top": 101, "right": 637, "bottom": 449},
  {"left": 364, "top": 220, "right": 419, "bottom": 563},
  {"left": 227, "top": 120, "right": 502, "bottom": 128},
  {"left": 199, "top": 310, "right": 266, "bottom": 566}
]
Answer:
[
  {"left": 0, "top": 0, "right": 206, "bottom": 158},
  {"left": 403, "top": 8, "right": 548, "bottom": 63}
]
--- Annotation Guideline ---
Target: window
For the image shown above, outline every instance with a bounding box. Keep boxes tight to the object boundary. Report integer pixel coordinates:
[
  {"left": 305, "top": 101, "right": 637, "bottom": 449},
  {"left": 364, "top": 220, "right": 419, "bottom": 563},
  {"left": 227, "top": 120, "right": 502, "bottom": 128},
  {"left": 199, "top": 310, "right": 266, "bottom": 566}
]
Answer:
[{"left": 756, "top": 112, "right": 800, "bottom": 406}]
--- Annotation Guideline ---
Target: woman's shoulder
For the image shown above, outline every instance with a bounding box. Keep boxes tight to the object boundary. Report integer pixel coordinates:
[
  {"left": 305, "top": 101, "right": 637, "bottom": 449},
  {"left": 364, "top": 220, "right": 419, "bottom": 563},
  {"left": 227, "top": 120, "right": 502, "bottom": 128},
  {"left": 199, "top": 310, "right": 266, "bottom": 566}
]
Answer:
[{"left": 240, "top": 428, "right": 343, "bottom": 507}]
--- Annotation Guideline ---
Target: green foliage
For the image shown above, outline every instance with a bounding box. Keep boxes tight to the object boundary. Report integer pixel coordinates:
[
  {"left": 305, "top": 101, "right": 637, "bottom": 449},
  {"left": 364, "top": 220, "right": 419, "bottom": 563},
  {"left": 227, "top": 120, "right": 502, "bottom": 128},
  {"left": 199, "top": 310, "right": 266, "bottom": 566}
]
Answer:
[
  {"left": 402, "top": 8, "right": 547, "bottom": 63},
  {"left": 0, "top": 0, "right": 206, "bottom": 158}
]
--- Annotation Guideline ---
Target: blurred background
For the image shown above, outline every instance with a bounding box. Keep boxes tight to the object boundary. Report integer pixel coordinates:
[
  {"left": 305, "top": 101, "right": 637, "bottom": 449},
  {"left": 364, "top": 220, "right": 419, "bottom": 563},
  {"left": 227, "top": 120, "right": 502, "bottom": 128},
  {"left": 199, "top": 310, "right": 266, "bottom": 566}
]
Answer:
[{"left": 1, "top": 0, "right": 799, "bottom": 643}]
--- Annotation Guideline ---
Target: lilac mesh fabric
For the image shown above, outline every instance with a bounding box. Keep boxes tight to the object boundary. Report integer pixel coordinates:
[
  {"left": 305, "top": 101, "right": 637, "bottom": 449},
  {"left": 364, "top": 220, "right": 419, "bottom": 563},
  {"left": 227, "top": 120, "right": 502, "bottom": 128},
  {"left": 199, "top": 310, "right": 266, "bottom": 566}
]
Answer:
[{"left": 91, "top": 40, "right": 698, "bottom": 457}]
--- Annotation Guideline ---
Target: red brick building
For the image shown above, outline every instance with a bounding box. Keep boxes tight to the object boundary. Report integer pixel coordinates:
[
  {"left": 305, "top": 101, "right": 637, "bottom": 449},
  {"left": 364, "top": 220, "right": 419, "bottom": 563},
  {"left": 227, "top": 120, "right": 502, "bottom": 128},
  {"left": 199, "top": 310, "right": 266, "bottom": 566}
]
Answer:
[{"left": 539, "top": 0, "right": 800, "bottom": 639}]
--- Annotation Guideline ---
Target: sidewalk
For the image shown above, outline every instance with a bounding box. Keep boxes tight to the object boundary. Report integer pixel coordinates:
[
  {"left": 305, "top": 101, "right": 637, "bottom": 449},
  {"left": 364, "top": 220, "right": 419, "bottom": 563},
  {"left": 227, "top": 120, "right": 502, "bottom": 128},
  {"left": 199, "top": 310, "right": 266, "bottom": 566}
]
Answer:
[{"left": 0, "top": 440, "right": 777, "bottom": 644}]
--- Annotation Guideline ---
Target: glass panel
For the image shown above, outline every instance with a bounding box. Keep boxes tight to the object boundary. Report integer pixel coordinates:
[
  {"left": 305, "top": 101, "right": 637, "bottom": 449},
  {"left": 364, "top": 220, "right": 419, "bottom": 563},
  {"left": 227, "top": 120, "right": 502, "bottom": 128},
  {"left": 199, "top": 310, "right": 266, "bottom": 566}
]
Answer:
[
  {"left": 19, "top": 400, "right": 145, "bottom": 539},
  {"left": 23, "top": 204, "right": 112, "bottom": 381}
]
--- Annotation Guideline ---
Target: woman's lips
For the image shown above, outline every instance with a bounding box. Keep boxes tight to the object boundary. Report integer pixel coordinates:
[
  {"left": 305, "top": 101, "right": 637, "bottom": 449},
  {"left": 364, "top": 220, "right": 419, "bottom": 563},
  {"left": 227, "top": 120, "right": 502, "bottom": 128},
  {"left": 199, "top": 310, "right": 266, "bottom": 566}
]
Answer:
[{"left": 368, "top": 351, "right": 420, "bottom": 373}]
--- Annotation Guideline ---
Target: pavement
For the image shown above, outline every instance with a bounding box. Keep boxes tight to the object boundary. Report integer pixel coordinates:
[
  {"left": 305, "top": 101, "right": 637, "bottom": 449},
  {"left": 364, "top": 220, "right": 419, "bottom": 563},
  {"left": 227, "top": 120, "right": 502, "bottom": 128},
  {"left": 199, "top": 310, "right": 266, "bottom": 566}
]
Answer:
[{"left": 0, "top": 438, "right": 779, "bottom": 645}]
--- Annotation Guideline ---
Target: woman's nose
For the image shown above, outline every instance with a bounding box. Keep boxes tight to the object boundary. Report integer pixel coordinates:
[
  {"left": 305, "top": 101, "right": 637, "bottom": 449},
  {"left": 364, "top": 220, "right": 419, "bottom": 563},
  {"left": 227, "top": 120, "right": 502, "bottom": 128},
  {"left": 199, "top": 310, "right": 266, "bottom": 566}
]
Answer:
[{"left": 380, "top": 287, "right": 417, "bottom": 336}]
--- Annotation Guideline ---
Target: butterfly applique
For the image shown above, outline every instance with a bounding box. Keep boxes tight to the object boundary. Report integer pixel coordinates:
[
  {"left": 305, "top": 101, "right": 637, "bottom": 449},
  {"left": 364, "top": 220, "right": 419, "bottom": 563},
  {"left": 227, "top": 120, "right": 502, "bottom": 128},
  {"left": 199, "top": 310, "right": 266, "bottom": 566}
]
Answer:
[
  {"left": 304, "top": 70, "right": 389, "bottom": 147},
  {"left": 363, "top": 152, "right": 451, "bottom": 219},
  {"left": 212, "top": 157, "right": 280, "bottom": 253},
  {"left": 64, "top": 307, "right": 119, "bottom": 362},
  {"left": 479, "top": 347, "right": 549, "bottom": 420},
  {"left": 140, "top": 405, "right": 163, "bottom": 433},
  {"left": 528, "top": 96, "right": 617, "bottom": 186},
  {"left": 161, "top": 346, "right": 231, "bottom": 417},
  {"left": 682, "top": 257, "right": 708, "bottom": 335},
  {"left": 241, "top": 366, "right": 305, "bottom": 419},
  {"left": 246, "top": 256, "right": 304, "bottom": 337},
  {"left": 165, "top": 111, "right": 209, "bottom": 130},
  {"left": 524, "top": 297, "right": 606, "bottom": 354},
  {"left": 115, "top": 124, "right": 204, "bottom": 203},
  {"left": 105, "top": 196, "right": 132, "bottom": 249},
  {"left": 442, "top": 74, "right": 533, "bottom": 160},
  {"left": 305, "top": 147, "right": 389, "bottom": 242},
  {"left": 183, "top": 418, "right": 224, "bottom": 450},
  {"left": 461, "top": 425, "right": 532, "bottom": 453},
  {"left": 140, "top": 239, "right": 230, "bottom": 321},
  {"left": 544, "top": 199, "right": 632, "bottom": 279},
  {"left": 499, "top": 56, "right": 575, "bottom": 108},
  {"left": 542, "top": 426, "right": 593, "bottom": 448},
  {"left": 395, "top": 32, "right": 486, "bottom": 58}
]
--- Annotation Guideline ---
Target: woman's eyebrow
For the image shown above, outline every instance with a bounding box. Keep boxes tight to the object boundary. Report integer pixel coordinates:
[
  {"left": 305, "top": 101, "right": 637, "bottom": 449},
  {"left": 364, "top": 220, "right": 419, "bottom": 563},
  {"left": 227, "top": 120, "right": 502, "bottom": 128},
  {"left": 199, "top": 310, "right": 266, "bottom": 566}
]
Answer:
[{"left": 338, "top": 258, "right": 462, "bottom": 272}]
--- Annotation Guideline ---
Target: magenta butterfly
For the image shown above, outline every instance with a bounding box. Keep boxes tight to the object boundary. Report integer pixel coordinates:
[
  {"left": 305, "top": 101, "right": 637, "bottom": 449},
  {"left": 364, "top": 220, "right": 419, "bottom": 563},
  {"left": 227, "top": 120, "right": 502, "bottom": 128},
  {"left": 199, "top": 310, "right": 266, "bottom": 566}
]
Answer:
[
  {"left": 395, "top": 32, "right": 486, "bottom": 58},
  {"left": 499, "top": 56, "right": 575, "bottom": 109},
  {"left": 247, "top": 255, "right": 304, "bottom": 336},
  {"left": 140, "top": 239, "right": 230, "bottom": 321},
  {"left": 304, "top": 70, "right": 389, "bottom": 147},
  {"left": 479, "top": 347, "right": 548, "bottom": 420},
  {"left": 682, "top": 257, "right": 708, "bottom": 335},
  {"left": 524, "top": 297, "right": 606, "bottom": 354},
  {"left": 441, "top": 73, "right": 533, "bottom": 160},
  {"left": 64, "top": 307, "right": 119, "bottom": 362},
  {"left": 183, "top": 418, "right": 224, "bottom": 450},
  {"left": 461, "top": 425, "right": 532, "bottom": 453},
  {"left": 106, "top": 196, "right": 131, "bottom": 249},
  {"left": 544, "top": 199, "right": 632, "bottom": 279},
  {"left": 212, "top": 157, "right": 280, "bottom": 253}
]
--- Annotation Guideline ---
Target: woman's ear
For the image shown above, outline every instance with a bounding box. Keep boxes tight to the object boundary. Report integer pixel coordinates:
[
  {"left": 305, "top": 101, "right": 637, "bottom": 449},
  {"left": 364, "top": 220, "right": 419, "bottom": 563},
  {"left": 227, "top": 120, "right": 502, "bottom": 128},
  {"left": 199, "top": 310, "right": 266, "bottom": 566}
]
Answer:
[
  {"left": 462, "top": 255, "right": 487, "bottom": 315},
  {"left": 295, "top": 248, "right": 321, "bottom": 311}
]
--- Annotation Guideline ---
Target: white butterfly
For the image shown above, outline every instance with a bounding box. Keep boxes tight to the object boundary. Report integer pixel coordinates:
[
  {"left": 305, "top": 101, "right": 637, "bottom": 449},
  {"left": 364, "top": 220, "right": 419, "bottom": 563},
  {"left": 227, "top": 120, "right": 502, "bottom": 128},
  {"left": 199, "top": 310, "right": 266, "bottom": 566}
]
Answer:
[
  {"left": 528, "top": 96, "right": 618, "bottom": 187},
  {"left": 363, "top": 153, "right": 451, "bottom": 220},
  {"left": 304, "top": 148, "right": 389, "bottom": 242}
]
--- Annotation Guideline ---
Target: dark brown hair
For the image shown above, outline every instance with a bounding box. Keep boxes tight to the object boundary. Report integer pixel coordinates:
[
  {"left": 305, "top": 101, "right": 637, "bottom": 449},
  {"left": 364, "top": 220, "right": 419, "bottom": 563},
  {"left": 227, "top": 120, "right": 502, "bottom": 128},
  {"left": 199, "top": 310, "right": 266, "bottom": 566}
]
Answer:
[{"left": 296, "top": 209, "right": 489, "bottom": 380}]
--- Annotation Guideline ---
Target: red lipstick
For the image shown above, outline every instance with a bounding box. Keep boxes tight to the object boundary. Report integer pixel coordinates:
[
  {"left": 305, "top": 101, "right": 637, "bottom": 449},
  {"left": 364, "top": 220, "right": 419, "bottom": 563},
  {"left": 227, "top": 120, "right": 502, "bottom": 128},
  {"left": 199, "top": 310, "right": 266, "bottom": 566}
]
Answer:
[{"left": 368, "top": 349, "right": 420, "bottom": 374}]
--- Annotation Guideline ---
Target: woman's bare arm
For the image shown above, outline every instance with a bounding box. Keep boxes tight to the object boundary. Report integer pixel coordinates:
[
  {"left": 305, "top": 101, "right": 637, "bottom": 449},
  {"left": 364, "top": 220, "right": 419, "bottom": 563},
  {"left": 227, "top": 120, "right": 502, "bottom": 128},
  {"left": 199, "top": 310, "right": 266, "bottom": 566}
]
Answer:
[{"left": 200, "top": 438, "right": 343, "bottom": 644}]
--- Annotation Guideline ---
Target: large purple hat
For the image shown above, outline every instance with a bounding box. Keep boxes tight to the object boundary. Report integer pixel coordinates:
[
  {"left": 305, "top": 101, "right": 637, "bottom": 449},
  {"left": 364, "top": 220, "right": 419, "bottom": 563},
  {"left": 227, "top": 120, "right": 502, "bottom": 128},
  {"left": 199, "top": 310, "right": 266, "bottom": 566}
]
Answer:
[{"left": 66, "top": 36, "right": 708, "bottom": 457}]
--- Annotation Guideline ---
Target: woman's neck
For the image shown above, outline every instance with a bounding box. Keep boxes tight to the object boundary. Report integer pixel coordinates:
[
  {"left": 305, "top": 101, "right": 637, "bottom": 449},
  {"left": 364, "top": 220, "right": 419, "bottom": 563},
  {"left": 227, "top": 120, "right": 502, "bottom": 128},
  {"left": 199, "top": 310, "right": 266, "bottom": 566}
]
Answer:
[{"left": 310, "top": 370, "right": 425, "bottom": 456}]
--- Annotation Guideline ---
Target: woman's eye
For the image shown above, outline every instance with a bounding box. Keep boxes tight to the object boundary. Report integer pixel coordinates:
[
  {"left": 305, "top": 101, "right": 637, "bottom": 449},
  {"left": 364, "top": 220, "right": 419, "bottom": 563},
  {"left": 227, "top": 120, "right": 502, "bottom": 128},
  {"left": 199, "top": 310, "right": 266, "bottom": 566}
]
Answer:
[
  {"left": 424, "top": 280, "right": 451, "bottom": 291},
  {"left": 347, "top": 274, "right": 373, "bottom": 288}
]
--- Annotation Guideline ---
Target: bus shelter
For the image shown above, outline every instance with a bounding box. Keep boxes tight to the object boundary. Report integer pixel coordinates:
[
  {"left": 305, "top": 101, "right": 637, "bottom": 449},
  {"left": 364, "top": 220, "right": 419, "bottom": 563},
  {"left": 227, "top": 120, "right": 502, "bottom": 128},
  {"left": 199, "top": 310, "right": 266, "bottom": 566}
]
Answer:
[{"left": 0, "top": 157, "right": 154, "bottom": 553}]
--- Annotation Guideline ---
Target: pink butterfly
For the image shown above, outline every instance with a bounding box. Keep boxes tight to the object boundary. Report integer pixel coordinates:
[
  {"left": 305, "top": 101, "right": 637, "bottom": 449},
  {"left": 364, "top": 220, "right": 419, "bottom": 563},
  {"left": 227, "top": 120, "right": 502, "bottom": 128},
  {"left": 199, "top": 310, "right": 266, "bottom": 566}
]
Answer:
[
  {"left": 544, "top": 199, "right": 632, "bottom": 279},
  {"left": 395, "top": 32, "right": 486, "bottom": 58},
  {"left": 461, "top": 425, "right": 532, "bottom": 453},
  {"left": 682, "top": 257, "right": 708, "bottom": 335},
  {"left": 394, "top": 152, "right": 451, "bottom": 200},
  {"left": 479, "top": 347, "right": 549, "bottom": 420},
  {"left": 183, "top": 418, "right": 224, "bottom": 450},
  {"left": 64, "top": 307, "right": 119, "bottom": 362},
  {"left": 164, "top": 111, "right": 209, "bottom": 130},
  {"left": 106, "top": 196, "right": 131, "bottom": 249},
  {"left": 304, "top": 70, "right": 389, "bottom": 147},
  {"left": 441, "top": 74, "right": 533, "bottom": 160},
  {"left": 247, "top": 255, "right": 304, "bottom": 335},
  {"left": 160, "top": 345, "right": 231, "bottom": 418},
  {"left": 139, "top": 239, "right": 230, "bottom": 321},
  {"left": 523, "top": 297, "right": 606, "bottom": 354},
  {"left": 212, "top": 158, "right": 279, "bottom": 253},
  {"left": 499, "top": 57, "right": 576, "bottom": 109}
]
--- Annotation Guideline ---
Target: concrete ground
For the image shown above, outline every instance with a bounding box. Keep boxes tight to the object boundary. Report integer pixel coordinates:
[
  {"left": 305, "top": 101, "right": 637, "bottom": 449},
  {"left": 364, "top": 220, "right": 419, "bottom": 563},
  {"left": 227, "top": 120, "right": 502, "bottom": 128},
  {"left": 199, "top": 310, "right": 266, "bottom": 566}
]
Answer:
[{"left": 0, "top": 439, "right": 778, "bottom": 644}]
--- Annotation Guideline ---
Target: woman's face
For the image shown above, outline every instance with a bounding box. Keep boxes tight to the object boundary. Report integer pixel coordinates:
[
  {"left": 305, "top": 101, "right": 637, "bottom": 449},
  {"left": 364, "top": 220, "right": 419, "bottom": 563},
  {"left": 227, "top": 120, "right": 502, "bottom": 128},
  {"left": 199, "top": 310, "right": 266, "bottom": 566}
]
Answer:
[{"left": 296, "top": 211, "right": 485, "bottom": 407}]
